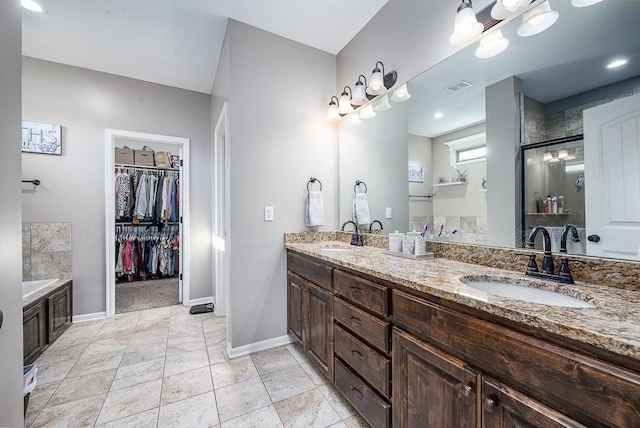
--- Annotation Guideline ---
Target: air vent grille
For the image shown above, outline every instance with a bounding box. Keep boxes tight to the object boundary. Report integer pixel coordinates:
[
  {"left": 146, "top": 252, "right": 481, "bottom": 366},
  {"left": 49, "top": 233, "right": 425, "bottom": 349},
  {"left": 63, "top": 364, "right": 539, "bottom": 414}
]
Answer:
[{"left": 446, "top": 80, "right": 473, "bottom": 93}]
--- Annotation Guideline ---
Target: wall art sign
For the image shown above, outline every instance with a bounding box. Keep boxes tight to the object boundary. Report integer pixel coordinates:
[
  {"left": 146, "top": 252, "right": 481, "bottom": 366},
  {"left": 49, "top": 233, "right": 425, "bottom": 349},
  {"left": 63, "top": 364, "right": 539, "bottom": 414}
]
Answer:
[
  {"left": 408, "top": 165, "right": 424, "bottom": 182},
  {"left": 22, "top": 121, "right": 62, "bottom": 155}
]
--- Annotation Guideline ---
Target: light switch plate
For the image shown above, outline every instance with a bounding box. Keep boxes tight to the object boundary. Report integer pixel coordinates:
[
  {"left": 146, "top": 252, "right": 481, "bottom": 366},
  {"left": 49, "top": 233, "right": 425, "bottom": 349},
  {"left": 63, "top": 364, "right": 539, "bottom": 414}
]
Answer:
[
  {"left": 264, "top": 206, "right": 274, "bottom": 221},
  {"left": 386, "top": 207, "right": 392, "bottom": 219}
]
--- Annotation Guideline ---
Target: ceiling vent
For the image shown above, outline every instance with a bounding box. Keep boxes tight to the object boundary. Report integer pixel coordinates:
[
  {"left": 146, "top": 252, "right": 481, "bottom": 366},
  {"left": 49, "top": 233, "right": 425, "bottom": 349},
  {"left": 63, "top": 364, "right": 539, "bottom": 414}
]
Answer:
[{"left": 446, "top": 80, "right": 473, "bottom": 93}]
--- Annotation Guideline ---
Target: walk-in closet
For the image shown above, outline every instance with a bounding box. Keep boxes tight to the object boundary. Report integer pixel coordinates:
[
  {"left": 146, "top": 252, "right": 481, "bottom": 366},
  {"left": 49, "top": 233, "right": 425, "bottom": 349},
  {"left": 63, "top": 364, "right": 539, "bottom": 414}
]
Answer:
[{"left": 106, "top": 130, "right": 190, "bottom": 315}]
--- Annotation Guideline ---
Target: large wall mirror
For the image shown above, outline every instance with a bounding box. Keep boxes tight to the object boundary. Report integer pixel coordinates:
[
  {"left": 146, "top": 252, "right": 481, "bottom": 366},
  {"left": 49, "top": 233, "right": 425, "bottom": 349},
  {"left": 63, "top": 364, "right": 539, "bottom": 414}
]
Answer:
[{"left": 339, "top": 0, "right": 640, "bottom": 261}]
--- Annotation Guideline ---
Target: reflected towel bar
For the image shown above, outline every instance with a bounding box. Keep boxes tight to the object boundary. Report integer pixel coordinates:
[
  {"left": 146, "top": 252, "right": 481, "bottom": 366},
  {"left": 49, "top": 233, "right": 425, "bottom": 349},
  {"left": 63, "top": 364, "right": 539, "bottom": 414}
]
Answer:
[{"left": 22, "top": 179, "right": 41, "bottom": 186}]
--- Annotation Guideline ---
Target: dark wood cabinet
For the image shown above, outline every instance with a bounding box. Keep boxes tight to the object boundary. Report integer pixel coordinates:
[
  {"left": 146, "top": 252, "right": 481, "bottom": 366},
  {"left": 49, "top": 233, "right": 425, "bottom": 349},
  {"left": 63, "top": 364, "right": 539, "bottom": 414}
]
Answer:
[
  {"left": 481, "top": 377, "right": 585, "bottom": 428},
  {"left": 307, "top": 282, "right": 334, "bottom": 378},
  {"left": 48, "top": 284, "right": 72, "bottom": 343},
  {"left": 393, "top": 327, "right": 479, "bottom": 428},
  {"left": 287, "top": 273, "right": 305, "bottom": 346},
  {"left": 23, "top": 302, "right": 47, "bottom": 365}
]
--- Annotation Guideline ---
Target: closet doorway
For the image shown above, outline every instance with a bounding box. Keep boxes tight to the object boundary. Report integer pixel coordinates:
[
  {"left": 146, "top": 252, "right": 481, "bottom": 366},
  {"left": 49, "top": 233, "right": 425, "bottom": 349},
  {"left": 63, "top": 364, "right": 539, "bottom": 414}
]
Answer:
[{"left": 105, "top": 129, "right": 190, "bottom": 317}]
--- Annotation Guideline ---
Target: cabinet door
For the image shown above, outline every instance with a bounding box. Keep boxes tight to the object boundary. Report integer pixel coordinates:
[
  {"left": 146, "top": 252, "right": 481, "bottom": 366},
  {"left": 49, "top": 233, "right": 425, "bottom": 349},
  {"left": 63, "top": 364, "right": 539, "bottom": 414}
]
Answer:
[
  {"left": 23, "top": 302, "right": 47, "bottom": 365},
  {"left": 393, "top": 328, "right": 479, "bottom": 428},
  {"left": 287, "top": 273, "right": 305, "bottom": 346},
  {"left": 307, "top": 283, "right": 334, "bottom": 380},
  {"left": 482, "top": 378, "right": 586, "bottom": 428},
  {"left": 48, "top": 284, "right": 72, "bottom": 343}
]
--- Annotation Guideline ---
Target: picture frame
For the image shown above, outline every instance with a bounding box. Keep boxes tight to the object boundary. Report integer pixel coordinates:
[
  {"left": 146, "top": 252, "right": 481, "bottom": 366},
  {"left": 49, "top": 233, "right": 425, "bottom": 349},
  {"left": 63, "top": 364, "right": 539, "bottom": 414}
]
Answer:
[
  {"left": 22, "top": 121, "right": 62, "bottom": 155},
  {"left": 408, "top": 165, "right": 424, "bottom": 183}
]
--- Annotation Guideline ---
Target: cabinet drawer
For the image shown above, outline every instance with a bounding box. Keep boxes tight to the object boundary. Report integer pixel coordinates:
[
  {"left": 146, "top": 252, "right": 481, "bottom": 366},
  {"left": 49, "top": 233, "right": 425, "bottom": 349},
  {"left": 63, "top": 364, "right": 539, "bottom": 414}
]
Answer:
[
  {"left": 335, "top": 359, "right": 391, "bottom": 428},
  {"left": 334, "top": 270, "right": 388, "bottom": 316},
  {"left": 287, "top": 252, "right": 333, "bottom": 290},
  {"left": 334, "top": 297, "right": 389, "bottom": 353},
  {"left": 335, "top": 324, "right": 390, "bottom": 398}
]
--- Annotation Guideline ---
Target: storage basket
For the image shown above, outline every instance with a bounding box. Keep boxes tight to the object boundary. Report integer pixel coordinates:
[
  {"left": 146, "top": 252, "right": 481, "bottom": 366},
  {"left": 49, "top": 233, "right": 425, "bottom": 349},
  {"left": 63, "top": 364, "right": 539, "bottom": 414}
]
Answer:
[
  {"left": 114, "top": 147, "right": 134, "bottom": 165},
  {"left": 134, "top": 146, "right": 155, "bottom": 166}
]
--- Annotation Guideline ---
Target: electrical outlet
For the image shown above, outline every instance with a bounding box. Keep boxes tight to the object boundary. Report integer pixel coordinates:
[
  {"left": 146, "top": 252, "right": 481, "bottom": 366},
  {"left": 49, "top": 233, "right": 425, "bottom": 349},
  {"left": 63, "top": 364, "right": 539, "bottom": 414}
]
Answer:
[
  {"left": 386, "top": 207, "right": 392, "bottom": 219},
  {"left": 264, "top": 206, "right": 274, "bottom": 221}
]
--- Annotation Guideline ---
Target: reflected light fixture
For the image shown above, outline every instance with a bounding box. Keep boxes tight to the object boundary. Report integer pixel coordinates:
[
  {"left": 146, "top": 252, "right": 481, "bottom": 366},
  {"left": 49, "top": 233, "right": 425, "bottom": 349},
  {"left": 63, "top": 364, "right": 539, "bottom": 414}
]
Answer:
[
  {"left": 351, "top": 75, "right": 369, "bottom": 106},
  {"left": 517, "top": 1, "right": 559, "bottom": 38},
  {"left": 326, "top": 96, "right": 340, "bottom": 122},
  {"left": 449, "top": 0, "right": 484, "bottom": 47},
  {"left": 433, "top": 112, "right": 444, "bottom": 119},
  {"left": 347, "top": 114, "right": 361, "bottom": 125},
  {"left": 548, "top": 152, "right": 560, "bottom": 163},
  {"left": 543, "top": 151, "right": 552, "bottom": 161},
  {"left": 366, "top": 61, "right": 398, "bottom": 96},
  {"left": 360, "top": 104, "right": 376, "bottom": 120},
  {"left": 338, "top": 86, "right": 354, "bottom": 114},
  {"left": 373, "top": 94, "right": 391, "bottom": 112},
  {"left": 502, "top": 0, "right": 529, "bottom": 12},
  {"left": 390, "top": 83, "right": 411, "bottom": 102},
  {"left": 571, "top": 0, "right": 603, "bottom": 7},
  {"left": 558, "top": 149, "right": 568, "bottom": 159},
  {"left": 475, "top": 29, "right": 509, "bottom": 59},
  {"left": 22, "top": 0, "right": 43, "bottom": 12},
  {"left": 607, "top": 58, "right": 628, "bottom": 69}
]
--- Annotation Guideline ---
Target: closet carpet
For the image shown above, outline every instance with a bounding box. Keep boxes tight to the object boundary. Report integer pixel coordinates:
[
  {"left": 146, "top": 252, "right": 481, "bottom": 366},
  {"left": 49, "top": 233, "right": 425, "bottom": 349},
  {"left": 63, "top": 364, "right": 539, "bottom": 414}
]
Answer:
[{"left": 116, "top": 278, "right": 179, "bottom": 313}]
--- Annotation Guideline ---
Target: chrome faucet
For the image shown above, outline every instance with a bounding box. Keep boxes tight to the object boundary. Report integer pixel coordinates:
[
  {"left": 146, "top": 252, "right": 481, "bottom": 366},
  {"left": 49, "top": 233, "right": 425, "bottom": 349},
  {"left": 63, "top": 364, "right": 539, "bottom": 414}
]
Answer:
[
  {"left": 341, "top": 220, "right": 363, "bottom": 246},
  {"left": 560, "top": 224, "right": 580, "bottom": 253},
  {"left": 369, "top": 220, "right": 384, "bottom": 233}
]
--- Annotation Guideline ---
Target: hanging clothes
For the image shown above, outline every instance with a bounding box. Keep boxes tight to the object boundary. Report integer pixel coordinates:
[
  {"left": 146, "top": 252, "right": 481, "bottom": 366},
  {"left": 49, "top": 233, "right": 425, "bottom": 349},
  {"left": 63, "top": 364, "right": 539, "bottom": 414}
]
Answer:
[{"left": 115, "top": 225, "right": 179, "bottom": 283}]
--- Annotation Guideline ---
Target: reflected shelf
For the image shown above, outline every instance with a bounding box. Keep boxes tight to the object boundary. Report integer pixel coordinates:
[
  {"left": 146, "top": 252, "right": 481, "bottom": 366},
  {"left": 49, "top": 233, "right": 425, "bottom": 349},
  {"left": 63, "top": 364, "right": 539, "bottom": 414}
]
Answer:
[{"left": 433, "top": 181, "right": 467, "bottom": 187}]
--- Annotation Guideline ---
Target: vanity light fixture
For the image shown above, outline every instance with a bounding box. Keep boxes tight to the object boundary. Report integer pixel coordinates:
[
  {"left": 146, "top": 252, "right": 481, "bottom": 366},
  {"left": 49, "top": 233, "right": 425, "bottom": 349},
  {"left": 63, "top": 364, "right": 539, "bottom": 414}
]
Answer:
[
  {"left": 22, "top": 0, "right": 43, "bottom": 12},
  {"left": 374, "top": 94, "right": 392, "bottom": 112},
  {"left": 390, "top": 83, "right": 411, "bottom": 102},
  {"left": 366, "top": 61, "right": 398, "bottom": 96},
  {"left": 475, "top": 29, "right": 509, "bottom": 59},
  {"left": 359, "top": 104, "right": 376, "bottom": 120},
  {"left": 571, "top": 0, "right": 604, "bottom": 7},
  {"left": 501, "top": 0, "right": 530, "bottom": 12},
  {"left": 607, "top": 58, "right": 628, "bottom": 69},
  {"left": 338, "top": 86, "right": 354, "bottom": 115},
  {"left": 490, "top": 0, "right": 528, "bottom": 20},
  {"left": 346, "top": 114, "right": 361, "bottom": 125},
  {"left": 449, "top": 0, "right": 484, "bottom": 47},
  {"left": 326, "top": 96, "right": 340, "bottom": 122},
  {"left": 517, "top": 1, "right": 559, "bottom": 38},
  {"left": 351, "top": 75, "right": 369, "bottom": 106},
  {"left": 433, "top": 112, "right": 444, "bottom": 119}
]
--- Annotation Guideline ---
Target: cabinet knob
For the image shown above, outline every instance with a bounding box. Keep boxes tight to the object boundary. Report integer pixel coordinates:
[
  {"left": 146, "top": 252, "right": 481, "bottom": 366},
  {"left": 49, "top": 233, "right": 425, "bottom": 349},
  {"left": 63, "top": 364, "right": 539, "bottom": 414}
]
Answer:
[
  {"left": 462, "top": 384, "right": 473, "bottom": 397},
  {"left": 483, "top": 397, "right": 497, "bottom": 413},
  {"left": 587, "top": 234, "right": 601, "bottom": 243}
]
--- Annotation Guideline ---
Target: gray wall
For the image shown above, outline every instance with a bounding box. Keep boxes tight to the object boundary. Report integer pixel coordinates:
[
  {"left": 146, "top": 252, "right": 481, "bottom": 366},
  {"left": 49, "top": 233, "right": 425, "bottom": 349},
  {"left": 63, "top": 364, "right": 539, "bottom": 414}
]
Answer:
[
  {"left": 0, "top": 1, "right": 24, "bottom": 425},
  {"left": 408, "top": 134, "right": 432, "bottom": 218},
  {"left": 339, "top": 102, "right": 409, "bottom": 234},
  {"left": 225, "top": 21, "right": 337, "bottom": 348},
  {"left": 486, "top": 77, "right": 522, "bottom": 247},
  {"left": 337, "top": 0, "right": 464, "bottom": 94},
  {"left": 22, "top": 58, "right": 212, "bottom": 316}
]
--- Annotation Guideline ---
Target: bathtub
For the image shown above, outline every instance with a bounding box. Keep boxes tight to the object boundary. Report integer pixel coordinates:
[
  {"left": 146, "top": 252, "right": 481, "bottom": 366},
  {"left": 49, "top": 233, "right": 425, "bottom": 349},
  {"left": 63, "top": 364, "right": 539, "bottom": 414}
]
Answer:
[{"left": 23, "top": 279, "right": 59, "bottom": 299}]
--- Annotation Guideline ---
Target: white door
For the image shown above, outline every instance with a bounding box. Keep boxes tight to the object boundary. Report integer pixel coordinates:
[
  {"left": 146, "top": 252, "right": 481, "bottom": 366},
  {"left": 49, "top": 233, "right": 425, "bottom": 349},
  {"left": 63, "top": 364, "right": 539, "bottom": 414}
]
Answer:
[{"left": 584, "top": 93, "right": 640, "bottom": 260}]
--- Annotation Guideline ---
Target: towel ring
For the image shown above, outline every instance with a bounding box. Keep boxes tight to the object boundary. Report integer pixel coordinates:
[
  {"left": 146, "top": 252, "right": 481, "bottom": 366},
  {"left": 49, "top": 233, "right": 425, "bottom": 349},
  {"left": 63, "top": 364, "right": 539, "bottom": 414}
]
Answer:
[
  {"left": 307, "top": 177, "right": 322, "bottom": 192},
  {"left": 354, "top": 180, "right": 367, "bottom": 194}
]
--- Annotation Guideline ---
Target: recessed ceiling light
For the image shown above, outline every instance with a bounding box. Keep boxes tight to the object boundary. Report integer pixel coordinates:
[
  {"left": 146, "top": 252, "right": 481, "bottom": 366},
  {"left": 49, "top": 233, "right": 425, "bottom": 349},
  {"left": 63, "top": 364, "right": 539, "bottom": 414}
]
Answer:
[
  {"left": 433, "top": 112, "right": 444, "bottom": 119},
  {"left": 607, "top": 58, "right": 628, "bottom": 69},
  {"left": 21, "top": 0, "right": 43, "bottom": 12}
]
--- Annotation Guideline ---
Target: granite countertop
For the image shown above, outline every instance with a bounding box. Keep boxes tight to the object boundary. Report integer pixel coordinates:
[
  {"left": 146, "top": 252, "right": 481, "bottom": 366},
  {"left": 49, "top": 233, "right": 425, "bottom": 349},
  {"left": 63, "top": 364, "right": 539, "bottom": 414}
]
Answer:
[{"left": 285, "top": 240, "right": 640, "bottom": 361}]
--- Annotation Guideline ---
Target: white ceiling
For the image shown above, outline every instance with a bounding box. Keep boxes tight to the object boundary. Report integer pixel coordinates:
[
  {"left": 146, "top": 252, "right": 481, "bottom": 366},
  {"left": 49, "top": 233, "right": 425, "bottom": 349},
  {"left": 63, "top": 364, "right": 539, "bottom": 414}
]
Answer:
[{"left": 22, "top": 0, "right": 389, "bottom": 94}]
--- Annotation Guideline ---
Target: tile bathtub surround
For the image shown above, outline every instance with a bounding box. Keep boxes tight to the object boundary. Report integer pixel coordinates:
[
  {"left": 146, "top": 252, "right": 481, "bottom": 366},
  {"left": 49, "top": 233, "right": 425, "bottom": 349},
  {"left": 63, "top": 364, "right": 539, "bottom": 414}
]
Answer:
[
  {"left": 285, "top": 240, "right": 640, "bottom": 360},
  {"left": 26, "top": 305, "right": 367, "bottom": 428},
  {"left": 23, "top": 222, "right": 72, "bottom": 281},
  {"left": 284, "top": 231, "right": 640, "bottom": 292}
]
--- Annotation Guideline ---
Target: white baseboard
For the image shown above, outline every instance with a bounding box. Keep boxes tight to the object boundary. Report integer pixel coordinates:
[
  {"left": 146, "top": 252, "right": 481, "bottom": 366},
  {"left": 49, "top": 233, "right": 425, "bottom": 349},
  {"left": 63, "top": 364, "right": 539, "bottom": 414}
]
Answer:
[
  {"left": 227, "top": 334, "right": 293, "bottom": 358},
  {"left": 186, "top": 296, "right": 213, "bottom": 306},
  {"left": 73, "top": 312, "right": 107, "bottom": 323}
]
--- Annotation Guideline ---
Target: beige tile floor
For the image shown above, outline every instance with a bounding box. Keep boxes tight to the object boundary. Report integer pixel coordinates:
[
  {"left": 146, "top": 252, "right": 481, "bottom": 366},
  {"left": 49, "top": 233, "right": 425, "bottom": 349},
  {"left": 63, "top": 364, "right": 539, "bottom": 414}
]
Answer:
[{"left": 26, "top": 305, "right": 369, "bottom": 428}]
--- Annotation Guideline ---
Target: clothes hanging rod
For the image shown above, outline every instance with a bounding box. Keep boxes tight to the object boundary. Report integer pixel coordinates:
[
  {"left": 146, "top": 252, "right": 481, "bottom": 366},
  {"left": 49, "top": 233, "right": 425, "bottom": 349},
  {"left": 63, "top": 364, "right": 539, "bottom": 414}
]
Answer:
[
  {"left": 115, "top": 163, "right": 179, "bottom": 171},
  {"left": 22, "top": 179, "right": 41, "bottom": 186}
]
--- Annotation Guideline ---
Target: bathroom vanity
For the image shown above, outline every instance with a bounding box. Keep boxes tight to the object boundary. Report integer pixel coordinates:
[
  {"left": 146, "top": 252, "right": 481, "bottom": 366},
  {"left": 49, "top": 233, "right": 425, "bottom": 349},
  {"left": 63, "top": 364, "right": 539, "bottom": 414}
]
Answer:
[
  {"left": 286, "top": 236, "right": 640, "bottom": 428},
  {"left": 23, "top": 280, "right": 73, "bottom": 364}
]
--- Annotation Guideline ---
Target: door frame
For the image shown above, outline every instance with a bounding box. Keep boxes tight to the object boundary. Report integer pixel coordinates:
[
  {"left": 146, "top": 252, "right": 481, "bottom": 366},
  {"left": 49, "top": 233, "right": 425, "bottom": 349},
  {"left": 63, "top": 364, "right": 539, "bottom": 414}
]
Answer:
[
  {"left": 213, "top": 103, "right": 231, "bottom": 320},
  {"left": 104, "top": 128, "right": 190, "bottom": 317}
]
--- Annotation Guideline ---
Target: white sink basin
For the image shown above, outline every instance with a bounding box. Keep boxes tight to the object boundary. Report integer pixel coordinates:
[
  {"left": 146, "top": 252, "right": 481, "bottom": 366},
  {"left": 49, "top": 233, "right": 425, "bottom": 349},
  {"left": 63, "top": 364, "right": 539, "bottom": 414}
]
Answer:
[{"left": 462, "top": 279, "right": 595, "bottom": 308}]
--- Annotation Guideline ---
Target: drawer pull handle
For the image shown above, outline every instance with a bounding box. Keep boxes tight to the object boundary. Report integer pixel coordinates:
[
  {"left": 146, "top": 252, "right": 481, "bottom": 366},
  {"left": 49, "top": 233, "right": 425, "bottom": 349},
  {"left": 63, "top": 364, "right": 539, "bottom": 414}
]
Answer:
[
  {"left": 350, "top": 317, "right": 363, "bottom": 325},
  {"left": 351, "top": 349, "right": 364, "bottom": 360},
  {"left": 350, "top": 386, "right": 364, "bottom": 401},
  {"left": 350, "top": 286, "right": 363, "bottom": 293}
]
